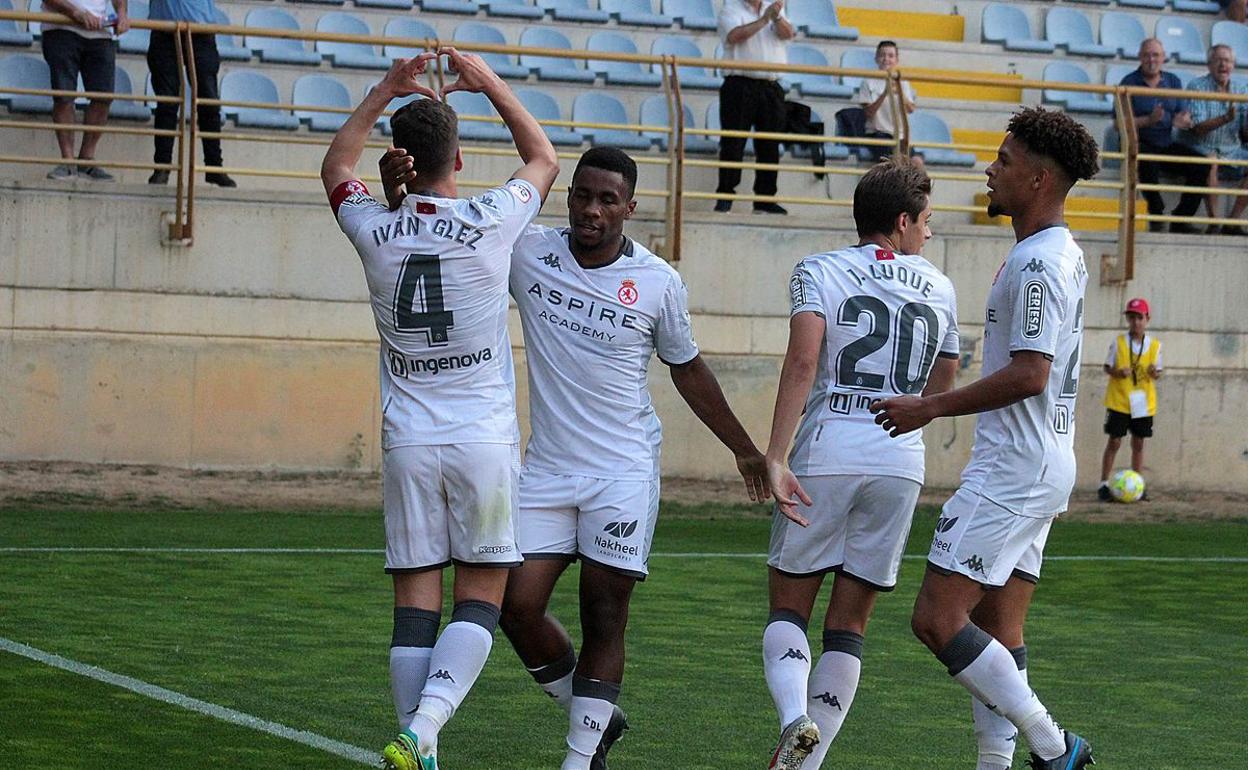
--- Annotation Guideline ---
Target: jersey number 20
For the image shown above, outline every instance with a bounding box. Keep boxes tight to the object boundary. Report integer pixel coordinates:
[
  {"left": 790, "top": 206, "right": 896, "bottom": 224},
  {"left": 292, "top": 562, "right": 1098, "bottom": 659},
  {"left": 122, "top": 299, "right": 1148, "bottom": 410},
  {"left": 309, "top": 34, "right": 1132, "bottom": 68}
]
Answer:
[
  {"left": 394, "top": 253, "right": 454, "bottom": 346},
  {"left": 836, "top": 295, "right": 940, "bottom": 395}
]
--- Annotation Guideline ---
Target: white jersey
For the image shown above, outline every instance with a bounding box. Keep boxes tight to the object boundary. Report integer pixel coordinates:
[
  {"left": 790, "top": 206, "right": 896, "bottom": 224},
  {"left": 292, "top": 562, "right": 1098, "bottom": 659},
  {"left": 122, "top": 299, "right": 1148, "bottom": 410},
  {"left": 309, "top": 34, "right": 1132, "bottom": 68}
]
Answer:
[
  {"left": 961, "top": 226, "right": 1089, "bottom": 517},
  {"left": 511, "top": 226, "right": 699, "bottom": 480},
  {"left": 330, "top": 178, "right": 542, "bottom": 449},
  {"left": 788, "top": 245, "right": 959, "bottom": 484}
]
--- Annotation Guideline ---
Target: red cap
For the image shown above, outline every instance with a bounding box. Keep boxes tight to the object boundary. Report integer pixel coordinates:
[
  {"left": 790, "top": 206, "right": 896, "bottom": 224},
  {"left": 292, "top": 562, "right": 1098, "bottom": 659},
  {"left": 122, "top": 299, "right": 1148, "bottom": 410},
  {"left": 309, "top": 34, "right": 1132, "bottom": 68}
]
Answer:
[{"left": 1124, "top": 298, "right": 1150, "bottom": 316}]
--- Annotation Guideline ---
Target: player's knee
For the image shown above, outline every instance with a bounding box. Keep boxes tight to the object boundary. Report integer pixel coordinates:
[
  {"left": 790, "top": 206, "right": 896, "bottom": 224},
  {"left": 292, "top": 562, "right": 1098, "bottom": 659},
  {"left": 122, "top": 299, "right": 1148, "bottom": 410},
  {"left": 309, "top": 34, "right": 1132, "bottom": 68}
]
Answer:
[
  {"left": 910, "top": 597, "right": 950, "bottom": 652},
  {"left": 580, "top": 594, "right": 630, "bottom": 639},
  {"left": 499, "top": 591, "right": 545, "bottom": 633},
  {"left": 1105, "top": 436, "right": 1122, "bottom": 451}
]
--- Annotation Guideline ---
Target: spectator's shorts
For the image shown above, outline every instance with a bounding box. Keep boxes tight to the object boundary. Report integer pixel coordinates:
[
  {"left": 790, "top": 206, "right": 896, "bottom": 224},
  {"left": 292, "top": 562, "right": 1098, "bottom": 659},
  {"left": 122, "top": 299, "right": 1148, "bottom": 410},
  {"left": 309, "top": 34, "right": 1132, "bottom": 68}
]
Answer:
[
  {"left": 1216, "top": 146, "right": 1248, "bottom": 181},
  {"left": 42, "top": 29, "right": 116, "bottom": 97},
  {"left": 1105, "top": 409, "right": 1154, "bottom": 439}
]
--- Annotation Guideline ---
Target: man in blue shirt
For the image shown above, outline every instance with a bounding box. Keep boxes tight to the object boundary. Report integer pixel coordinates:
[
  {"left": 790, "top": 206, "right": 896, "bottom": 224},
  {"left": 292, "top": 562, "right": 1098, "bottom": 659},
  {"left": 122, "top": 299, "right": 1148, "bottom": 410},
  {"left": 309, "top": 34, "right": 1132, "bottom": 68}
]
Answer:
[
  {"left": 1120, "top": 38, "right": 1206, "bottom": 233},
  {"left": 146, "top": 0, "right": 235, "bottom": 187}
]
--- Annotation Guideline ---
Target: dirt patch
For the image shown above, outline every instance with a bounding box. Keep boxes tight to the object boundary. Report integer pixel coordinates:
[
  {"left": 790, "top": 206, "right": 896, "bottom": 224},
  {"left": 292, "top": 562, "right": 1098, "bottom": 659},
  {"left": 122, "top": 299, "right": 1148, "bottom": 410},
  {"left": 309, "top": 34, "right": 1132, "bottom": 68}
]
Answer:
[{"left": 1, "top": 462, "right": 1245, "bottom": 522}]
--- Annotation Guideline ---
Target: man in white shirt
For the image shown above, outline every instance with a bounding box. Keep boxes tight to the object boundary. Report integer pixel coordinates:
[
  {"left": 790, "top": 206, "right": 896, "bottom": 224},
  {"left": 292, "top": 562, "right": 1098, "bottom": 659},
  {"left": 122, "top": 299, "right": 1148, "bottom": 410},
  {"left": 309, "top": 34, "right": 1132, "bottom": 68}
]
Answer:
[
  {"left": 872, "top": 107, "right": 1100, "bottom": 770},
  {"left": 321, "top": 51, "right": 559, "bottom": 770},
  {"left": 853, "top": 40, "right": 919, "bottom": 164},
  {"left": 715, "top": 0, "right": 796, "bottom": 215},
  {"left": 763, "top": 158, "right": 959, "bottom": 770}
]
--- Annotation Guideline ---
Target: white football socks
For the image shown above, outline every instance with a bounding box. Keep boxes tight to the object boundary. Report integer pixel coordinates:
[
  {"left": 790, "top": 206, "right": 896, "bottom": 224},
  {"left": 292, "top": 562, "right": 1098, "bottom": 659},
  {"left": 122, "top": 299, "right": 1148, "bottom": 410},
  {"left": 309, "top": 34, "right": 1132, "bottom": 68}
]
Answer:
[
  {"left": 562, "top": 676, "right": 620, "bottom": 770},
  {"left": 407, "top": 601, "right": 500, "bottom": 755},
  {"left": 973, "top": 645, "right": 1027, "bottom": 770},
  {"left": 763, "top": 611, "right": 813, "bottom": 728},
  {"left": 527, "top": 646, "right": 577, "bottom": 712},
  {"left": 805, "top": 630, "right": 863, "bottom": 768},
  {"left": 389, "top": 607, "right": 440, "bottom": 728}
]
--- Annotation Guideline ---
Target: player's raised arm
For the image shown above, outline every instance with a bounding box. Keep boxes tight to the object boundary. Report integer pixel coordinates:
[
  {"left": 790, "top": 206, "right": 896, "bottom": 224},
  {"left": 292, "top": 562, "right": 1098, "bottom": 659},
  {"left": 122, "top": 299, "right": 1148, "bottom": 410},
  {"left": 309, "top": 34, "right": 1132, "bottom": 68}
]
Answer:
[{"left": 440, "top": 46, "right": 559, "bottom": 200}]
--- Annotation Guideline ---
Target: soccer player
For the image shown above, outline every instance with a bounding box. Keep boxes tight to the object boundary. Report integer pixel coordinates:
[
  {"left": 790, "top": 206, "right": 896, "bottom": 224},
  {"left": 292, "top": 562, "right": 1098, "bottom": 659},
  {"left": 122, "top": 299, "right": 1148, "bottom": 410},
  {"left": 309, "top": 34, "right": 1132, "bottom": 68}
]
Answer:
[
  {"left": 871, "top": 107, "right": 1099, "bottom": 770},
  {"left": 762, "top": 157, "right": 959, "bottom": 770},
  {"left": 320, "top": 52, "right": 559, "bottom": 770}
]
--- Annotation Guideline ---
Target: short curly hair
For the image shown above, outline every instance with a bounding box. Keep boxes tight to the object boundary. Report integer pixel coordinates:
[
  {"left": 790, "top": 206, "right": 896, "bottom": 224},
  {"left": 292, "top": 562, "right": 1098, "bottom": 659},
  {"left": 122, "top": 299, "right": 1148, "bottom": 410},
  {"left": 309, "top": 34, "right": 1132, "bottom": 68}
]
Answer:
[{"left": 1006, "top": 107, "right": 1099, "bottom": 184}]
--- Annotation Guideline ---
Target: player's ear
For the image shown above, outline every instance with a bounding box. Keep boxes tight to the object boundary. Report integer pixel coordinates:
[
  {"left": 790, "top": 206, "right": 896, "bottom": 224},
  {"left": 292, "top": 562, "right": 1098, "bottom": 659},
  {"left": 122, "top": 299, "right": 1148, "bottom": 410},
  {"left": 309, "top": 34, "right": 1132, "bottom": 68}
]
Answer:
[
  {"left": 624, "top": 198, "right": 637, "bottom": 220},
  {"left": 454, "top": 148, "right": 463, "bottom": 173}
]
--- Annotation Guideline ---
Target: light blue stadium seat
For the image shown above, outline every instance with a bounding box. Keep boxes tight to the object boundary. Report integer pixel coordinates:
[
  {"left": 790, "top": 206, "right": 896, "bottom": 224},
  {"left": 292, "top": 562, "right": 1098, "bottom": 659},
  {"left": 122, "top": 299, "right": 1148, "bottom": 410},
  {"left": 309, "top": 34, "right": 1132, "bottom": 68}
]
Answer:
[
  {"left": 537, "top": 0, "right": 609, "bottom": 23},
  {"left": 245, "top": 9, "right": 322, "bottom": 66},
  {"left": 0, "top": 0, "right": 34, "bottom": 47},
  {"left": 213, "top": 9, "right": 252, "bottom": 62},
  {"left": 650, "top": 36, "right": 720, "bottom": 90},
  {"left": 588, "top": 31, "right": 662, "bottom": 86},
  {"left": 982, "top": 4, "right": 1055, "bottom": 53},
  {"left": 357, "top": 0, "right": 412, "bottom": 10},
  {"left": 1043, "top": 61, "right": 1113, "bottom": 114},
  {"left": 839, "top": 47, "right": 876, "bottom": 92},
  {"left": 447, "top": 90, "right": 513, "bottom": 142},
  {"left": 1173, "top": 0, "right": 1220, "bottom": 13},
  {"left": 293, "top": 73, "right": 351, "bottom": 131},
  {"left": 1067, "top": 0, "right": 1110, "bottom": 5},
  {"left": 481, "top": 0, "right": 544, "bottom": 19},
  {"left": 419, "top": 0, "right": 479, "bottom": 13},
  {"left": 520, "top": 28, "right": 595, "bottom": 83},
  {"left": 516, "top": 87, "right": 583, "bottom": 145},
  {"left": 453, "top": 23, "right": 529, "bottom": 80},
  {"left": 1212, "top": 21, "right": 1248, "bottom": 68},
  {"left": 1155, "top": 16, "right": 1208, "bottom": 65},
  {"left": 1119, "top": 0, "right": 1165, "bottom": 8},
  {"left": 573, "top": 92, "right": 652, "bottom": 150},
  {"left": 384, "top": 18, "right": 437, "bottom": 58},
  {"left": 1046, "top": 7, "right": 1115, "bottom": 58},
  {"left": 639, "top": 94, "right": 712, "bottom": 152},
  {"left": 102, "top": 66, "right": 151, "bottom": 120},
  {"left": 786, "top": 0, "right": 859, "bottom": 41},
  {"left": 783, "top": 44, "right": 854, "bottom": 99},
  {"left": 1105, "top": 63, "right": 1136, "bottom": 86},
  {"left": 1101, "top": 12, "right": 1146, "bottom": 58},
  {"left": 909, "top": 112, "right": 975, "bottom": 166},
  {"left": 1101, "top": 124, "right": 1120, "bottom": 172},
  {"left": 600, "top": 0, "right": 672, "bottom": 28},
  {"left": 316, "top": 13, "right": 389, "bottom": 69},
  {"left": 118, "top": 0, "right": 150, "bottom": 55},
  {"left": 220, "top": 70, "right": 300, "bottom": 129},
  {"left": 0, "top": 53, "right": 52, "bottom": 112},
  {"left": 288, "top": 0, "right": 343, "bottom": 9},
  {"left": 662, "top": 0, "right": 716, "bottom": 32}
]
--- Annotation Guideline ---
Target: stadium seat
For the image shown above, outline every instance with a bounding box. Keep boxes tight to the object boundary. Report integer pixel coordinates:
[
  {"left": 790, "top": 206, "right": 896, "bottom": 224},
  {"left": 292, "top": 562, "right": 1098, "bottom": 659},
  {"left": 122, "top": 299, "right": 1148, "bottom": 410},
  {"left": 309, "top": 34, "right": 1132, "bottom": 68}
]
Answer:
[
  {"left": 639, "top": 94, "right": 716, "bottom": 152},
  {"left": 213, "top": 9, "right": 253, "bottom": 62},
  {"left": 785, "top": 0, "right": 859, "bottom": 41},
  {"left": 288, "top": 0, "right": 344, "bottom": 8},
  {"left": 1042, "top": 61, "right": 1113, "bottom": 114},
  {"left": 419, "top": 0, "right": 479, "bottom": 13},
  {"left": 1105, "top": 63, "right": 1136, "bottom": 86},
  {"left": 1118, "top": 0, "right": 1165, "bottom": 9},
  {"left": 0, "top": 0, "right": 34, "bottom": 47},
  {"left": 293, "top": 73, "right": 351, "bottom": 131},
  {"left": 705, "top": 98, "right": 751, "bottom": 155},
  {"left": 244, "top": 9, "right": 322, "bottom": 66},
  {"left": 481, "top": 0, "right": 544, "bottom": 20},
  {"left": 1212, "top": 21, "right": 1248, "bottom": 68},
  {"left": 0, "top": 53, "right": 51, "bottom": 113},
  {"left": 537, "top": 0, "right": 609, "bottom": 23},
  {"left": 783, "top": 44, "right": 855, "bottom": 99},
  {"left": 1172, "top": 0, "right": 1220, "bottom": 13},
  {"left": 516, "top": 87, "right": 584, "bottom": 145},
  {"left": 101, "top": 66, "right": 151, "bottom": 121},
  {"left": 220, "top": 70, "right": 300, "bottom": 129},
  {"left": 118, "top": 0, "right": 150, "bottom": 55},
  {"left": 1102, "top": 124, "right": 1120, "bottom": 172},
  {"left": 662, "top": 0, "right": 717, "bottom": 32},
  {"left": 1100, "top": 12, "right": 1146, "bottom": 58},
  {"left": 587, "top": 31, "right": 662, "bottom": 86},
  {"left": 573, "top": 92, "right": 652, "bottom": 150},
  {"left": 650, "top": 37, "right": 720, "bottom": 90},
  {"left": 1046, "top": 7, "right": 1115, "bottom": 58},
  {"left": 1155, "top": 17, "right": 1208, "bottom": 65},
  {"left": 453, "top": 23, "right": 529, "bottom": 80},
  {"left": 316, "top": 13, "right": 390, "bottom": 69},
  {"left": 447, "top": 90, "right": 514, "bottom": 142},
  {"left": 1066, "top": 0, "right": 1110, "bottom": 5},
  {"left": 519, "top": 28, "right": 596, "bottom": 83},
  {"left": 982, "top": 4, "right": 1056, "bottom": 53},
  {"left": 839, "top": 47, "right": 876, "bottom": 92},
  {"left": 908, "top": 112, "right": 976, "bottom": 166},
  {"left": 384, "top": 18, "right": 437, "bottom": 58},
  {"left": 357, "top": 0, "right": 412, "bottom": 10},
  {"left": 599, "top": 0, "right": 673, "bottom": 29}
]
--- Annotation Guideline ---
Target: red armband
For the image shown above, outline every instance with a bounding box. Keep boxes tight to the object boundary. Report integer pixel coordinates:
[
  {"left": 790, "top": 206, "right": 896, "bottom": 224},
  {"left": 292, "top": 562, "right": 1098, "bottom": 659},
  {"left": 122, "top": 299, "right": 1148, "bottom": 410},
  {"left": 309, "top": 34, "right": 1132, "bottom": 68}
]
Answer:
[{"left": 329, "top": 179, "right": 371, "bottom": 215}]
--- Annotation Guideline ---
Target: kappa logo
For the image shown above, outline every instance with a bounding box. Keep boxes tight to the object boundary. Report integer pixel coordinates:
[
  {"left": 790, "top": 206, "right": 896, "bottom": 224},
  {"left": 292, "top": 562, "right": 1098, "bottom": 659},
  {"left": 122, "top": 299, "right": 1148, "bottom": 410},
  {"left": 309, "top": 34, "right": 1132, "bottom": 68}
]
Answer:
[
  {"left": 1021, "top": 258, "right": 1046, "bottom": 273},
  {"left": 540, "top": 252, "right": 563, "bottom": 271},
  {"left": 935, "top": 516, "right": 959, "bottom": 534},
  {"left": 960, "top": 555, "right": 987, "bottom": 576},
  {"left": 813, "top": 692, "right": 842, "bottom": 711},
  {"left": 1022, "top": 281, "right": 1046, "bottom": 339},
  {"left": 428, "top": 669, "right": 456, "bottom": 683},
  {"left": 603, "top": 520, "right": 638, "bottom": 538},
  {"left": 780, "top": 648, "right": 809, "bottom": 662},
  {"left": 618, "top": 279, "right": 639, "bottom": 306}
]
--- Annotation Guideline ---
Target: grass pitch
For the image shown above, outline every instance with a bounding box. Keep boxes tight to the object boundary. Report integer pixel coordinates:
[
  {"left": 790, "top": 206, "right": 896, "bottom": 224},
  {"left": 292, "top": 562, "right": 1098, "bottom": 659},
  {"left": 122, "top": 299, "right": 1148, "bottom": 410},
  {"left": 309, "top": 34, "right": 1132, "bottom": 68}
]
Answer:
[{"left": 1, "top": 502, "right": 1245, "bottom": 769}]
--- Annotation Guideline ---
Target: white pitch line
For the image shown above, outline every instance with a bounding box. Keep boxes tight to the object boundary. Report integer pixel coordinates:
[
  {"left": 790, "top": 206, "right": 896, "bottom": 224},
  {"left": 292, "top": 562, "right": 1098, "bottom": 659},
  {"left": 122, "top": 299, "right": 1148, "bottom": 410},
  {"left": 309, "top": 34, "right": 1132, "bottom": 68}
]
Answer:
[{"left": 0, "top": 637, "right": 377, "bottom": 766}]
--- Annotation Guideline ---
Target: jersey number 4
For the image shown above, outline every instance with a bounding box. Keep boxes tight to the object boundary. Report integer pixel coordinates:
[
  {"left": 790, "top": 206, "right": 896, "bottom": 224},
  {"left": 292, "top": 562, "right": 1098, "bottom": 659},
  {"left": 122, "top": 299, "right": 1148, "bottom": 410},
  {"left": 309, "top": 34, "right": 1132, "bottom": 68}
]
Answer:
[
  {"left": 836, "top": 295, "right": 940, "bottom": 395},
  {"left": 393, "top": 253, "right": 454, "bottom": 346}
]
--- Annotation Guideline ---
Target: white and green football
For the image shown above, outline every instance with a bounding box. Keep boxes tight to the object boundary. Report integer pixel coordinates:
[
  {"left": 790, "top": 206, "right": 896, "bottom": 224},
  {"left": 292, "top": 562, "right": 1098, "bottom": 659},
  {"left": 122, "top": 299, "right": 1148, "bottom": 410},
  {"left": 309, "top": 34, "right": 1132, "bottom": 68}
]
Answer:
[{"left": 1109, "top": 469, "right": 1146, "bottom": 503}]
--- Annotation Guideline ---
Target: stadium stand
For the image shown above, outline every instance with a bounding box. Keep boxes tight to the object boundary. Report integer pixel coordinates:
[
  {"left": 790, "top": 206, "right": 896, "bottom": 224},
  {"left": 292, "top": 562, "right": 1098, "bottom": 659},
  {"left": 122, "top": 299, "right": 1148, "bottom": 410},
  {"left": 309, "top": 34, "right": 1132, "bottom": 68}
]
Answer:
[
  {"left": 573, "top": 91, "right": 653, "bottom": 150},
  {"left": 420, "top": 0, "right": 478, "bottom": 14},
  {"left": 599, "top": 0, "right": 674, "bottom": 29},
  {"left": 982, "top": 4, "right": 1057, "bottom": 53},
  {"left": 839, "top": 47, "right": 876, "bottom": 91},
  {"left": 538, "top": 0, "right": 610, "bottom": 23},
  {"left": 118, "top": 0, "right": 151, "bottom": 55},
  {"left": 783, "top": 44, "right": 855, "bottom": 99},
  {"left": 453, "top": 22, "right": 530, "bottom": 79},
  {"left": 1046, "top": 7, "right": 1117, "bottom": 58},
  {"left": 384, "top": 18, "right": 438, "bottom": 58},
  {"left": 1101, "top": 11, "right": 1148, "bottom": 58},
  {"left": 0, "top": 52, "right": 50, "bottom": 113},
  {"left": 315, "top": 13, "right": 391, "bottom": 70},
  {"left": 587, "top": 31, "right": 663, "bottom": 87},
  {"left": 213, "top": 9, "right": 254, "bottom": 63},
  {"left": 447, "top": 89, "right": 514, "bottom": 141},
  {"left": 0, "top": 0, "right": 34, "bottom": 47},
  {"left": 785, "top": 0, "right": 859, "bottom": 41},
  {"left": 519, "top": 27, "right": 596, "bottom": 83},
  {"left": 481, "top": 0, "right": 544, "bottom": 20},
  {"left": 1212, "top": 20, "right": 1248, "bottom": 65},
  {"left": 293, "top": 73, "right": 352, "bottom": 131},
  {"left": 661, "top": 0, "right": 717, "bottom": 32},
  {"left": 1043, "top": 61, "right": 1115, "bottom": 113},
  {"left": 908, "top": 111, "right": 976, "bottom": 166},
  {"left": 357, "top": 0, "right": 412, "bottom": 10},
  {"left": 516, "top": 87, "right": 584, "bottom": 145},
  {"left": 220, "top": 70, "right": 301, "bottom": 130},
  {"left": 650, "top": 36, "right": 721, "bottom": 90},
  {"left": 101, "top": 66, "right": 152, "bottom": 121},
  {"left": 244, "top": 8, "right": 323, "bottom": 66},
  {"left": 1155, "top": 15, "right": 1210, "bottom": 64}
]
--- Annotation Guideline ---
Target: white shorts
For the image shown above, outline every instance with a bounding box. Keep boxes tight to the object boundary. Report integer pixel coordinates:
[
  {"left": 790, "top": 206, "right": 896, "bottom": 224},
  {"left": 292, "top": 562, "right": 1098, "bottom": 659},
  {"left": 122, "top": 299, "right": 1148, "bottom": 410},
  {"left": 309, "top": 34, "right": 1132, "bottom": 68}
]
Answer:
[
  {"left": 383, "top": 442, "right": 521, "bottom": 573},
  {"left": 768, "top": 474, "right": 922, "bottom": 591},
  {"left": 516, "top": 468, "right": 659, "bottom": 579},
  {"left": 927, "top": 487, "right": 1054, "bottom": 587}
]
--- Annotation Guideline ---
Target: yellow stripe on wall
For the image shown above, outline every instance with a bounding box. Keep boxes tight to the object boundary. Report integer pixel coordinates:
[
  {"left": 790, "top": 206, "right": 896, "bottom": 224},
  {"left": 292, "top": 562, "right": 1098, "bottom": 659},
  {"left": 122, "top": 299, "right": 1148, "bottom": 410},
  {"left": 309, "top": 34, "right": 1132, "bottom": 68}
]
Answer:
[
  {"left": 952, "top": 129, "right": 1006, "bottom": 162},
  {"left": 973, "top": 193, "right": 1146, "bottom": 232},
  {"left": 835, "top": 7, "right": 965, "bottom": 42},
  {"left": 906, "top": 69, "right": 1024, "bottom": 103}
]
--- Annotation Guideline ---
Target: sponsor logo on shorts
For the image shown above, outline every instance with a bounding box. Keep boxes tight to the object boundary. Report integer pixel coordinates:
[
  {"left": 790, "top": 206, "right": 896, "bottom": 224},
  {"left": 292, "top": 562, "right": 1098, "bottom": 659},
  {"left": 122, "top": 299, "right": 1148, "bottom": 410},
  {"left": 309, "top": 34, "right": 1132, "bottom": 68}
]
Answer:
[
  {"left": 961, "top": 554, "right": 987, "bottom": 576},
  {"left": 935, "top": 516, "right": 958, "bottom": 534},
  {"left": 780, "top": 648, "right": 809, "bottom": 662},
  {"left": 477, "top": 544, "right": 514, "bottom": 555},
  {"left": 603, "top": 520, "right": 638, "bottom": 538},
  {"left": 813, "top": 692, "right": 842, "bottom": 711},
  {"left": 1023, "top": 281, "right": 1046, "bottom": 339}
]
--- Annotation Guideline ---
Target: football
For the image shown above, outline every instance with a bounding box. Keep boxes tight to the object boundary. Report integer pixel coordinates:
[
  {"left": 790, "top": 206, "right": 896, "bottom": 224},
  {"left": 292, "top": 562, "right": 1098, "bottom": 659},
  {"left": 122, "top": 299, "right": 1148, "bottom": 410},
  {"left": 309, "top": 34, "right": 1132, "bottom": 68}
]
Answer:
[{"left": 1109, "top": 469, "right": 1146, "bottom": 503}]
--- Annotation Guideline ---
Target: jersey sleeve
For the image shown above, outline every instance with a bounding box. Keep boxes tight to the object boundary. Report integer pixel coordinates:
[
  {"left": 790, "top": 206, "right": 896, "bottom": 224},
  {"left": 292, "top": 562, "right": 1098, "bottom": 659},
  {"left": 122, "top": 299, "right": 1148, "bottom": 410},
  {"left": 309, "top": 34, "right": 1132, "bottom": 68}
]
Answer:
[
  {"left": 477, "top": 179, "right": 543, "bottom": 249},
  {"left": 789, "top": 260, "right": 824, "bottom": 318},
  {"left": 938, "top": 283, "right": 959, "bottom": 358},
  {"left": 329, "top": 179, "right": 390, "bottom": 245},
  {"left": 1007, "top": 258, "right": 1069, "bottom": 360},
  {"left": 654, "top": 273, "right": 700, "bottom": 366}
]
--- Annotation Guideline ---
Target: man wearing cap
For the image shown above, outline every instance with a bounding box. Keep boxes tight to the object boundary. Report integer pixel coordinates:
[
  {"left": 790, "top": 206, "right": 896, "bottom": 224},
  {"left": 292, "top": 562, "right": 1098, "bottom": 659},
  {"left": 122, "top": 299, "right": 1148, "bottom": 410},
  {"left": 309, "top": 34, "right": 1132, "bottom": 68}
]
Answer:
[{"left": 1099, "top": 298, "right": 1162, "bottom": 502}]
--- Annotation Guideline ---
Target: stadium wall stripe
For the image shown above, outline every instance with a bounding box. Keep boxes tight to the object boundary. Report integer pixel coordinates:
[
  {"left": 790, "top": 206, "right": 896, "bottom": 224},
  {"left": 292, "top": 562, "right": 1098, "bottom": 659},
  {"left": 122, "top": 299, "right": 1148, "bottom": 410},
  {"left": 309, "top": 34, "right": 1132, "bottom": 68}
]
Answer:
[{"left": 0, "top": 637, "right": 377, "bottom": 766}]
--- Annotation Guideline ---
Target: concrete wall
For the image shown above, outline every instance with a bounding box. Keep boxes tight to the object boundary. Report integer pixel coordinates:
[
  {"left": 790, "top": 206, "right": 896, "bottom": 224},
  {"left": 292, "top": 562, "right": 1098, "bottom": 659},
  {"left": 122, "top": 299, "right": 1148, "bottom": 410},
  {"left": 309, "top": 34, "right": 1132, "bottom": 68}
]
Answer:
[{"left": 3, "top": 182, "right": 1247, "bottom": 491}]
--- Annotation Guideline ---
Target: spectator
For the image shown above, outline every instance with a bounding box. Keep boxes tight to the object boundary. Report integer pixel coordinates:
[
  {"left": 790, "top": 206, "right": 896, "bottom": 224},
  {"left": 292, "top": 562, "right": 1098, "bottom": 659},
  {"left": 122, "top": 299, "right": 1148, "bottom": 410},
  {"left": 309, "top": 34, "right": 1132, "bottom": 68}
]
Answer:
[
  {"left": 1099, "top": 298, "right": 1161, "bottom": 503},
  {"left": 1220, "top": 0, "right": 1246, "bottom": 23},
  {"left": 41, "top": 0, "right": 128, "bottom": 181},
  {"left": 147, "top": 0, "right": 235, "bottom": 187},
  {"left": 715, "top": 0, "right": 795, "bottom": 215},
  {"left": 854, "top": 40, "right": 920, "bottom": 165},
  {"left": 1120, "top": 38, "right": 1206, "bottom": 233},
  {"left": 1178, "top": 44, "right": 1248, "bottom": 234}
]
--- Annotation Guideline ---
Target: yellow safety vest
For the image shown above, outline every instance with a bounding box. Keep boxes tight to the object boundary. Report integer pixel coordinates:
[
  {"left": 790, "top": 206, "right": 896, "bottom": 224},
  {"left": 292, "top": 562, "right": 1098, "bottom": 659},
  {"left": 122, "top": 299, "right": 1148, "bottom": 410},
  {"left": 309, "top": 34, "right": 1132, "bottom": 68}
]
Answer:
[{"left": 1104, "top": 334, "right": 1160, "bottom": 416}]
